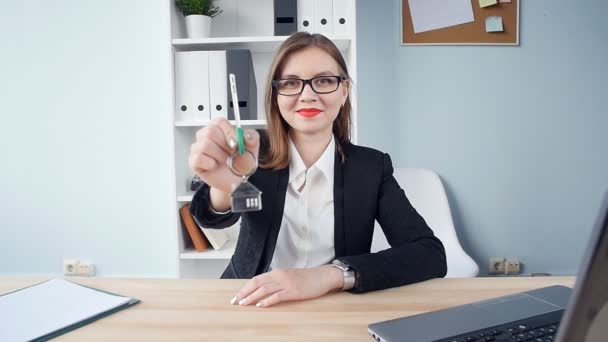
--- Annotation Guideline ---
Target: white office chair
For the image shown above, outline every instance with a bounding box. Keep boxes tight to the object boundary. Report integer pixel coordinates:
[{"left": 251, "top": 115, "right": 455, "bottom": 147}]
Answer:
[{"left": 371, "top": 168, "right": 479, "bottom": 278}]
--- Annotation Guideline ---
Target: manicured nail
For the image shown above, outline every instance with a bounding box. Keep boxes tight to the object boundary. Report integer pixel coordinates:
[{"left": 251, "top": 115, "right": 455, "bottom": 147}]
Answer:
[
  {"left": 238, "top": 298, "right": 247, "bottom": 305},
  {"left": 256, "top": 301, "right": 264, "bottom": 308},
  {"left": 228, "top": 138, "right": 237, "bottom": 149},
  {"left": 245, "top": 132, "right": 253, "bottom": 140},
  {"left": 230, "top": 296, "right": 238, "bottom": 305}
]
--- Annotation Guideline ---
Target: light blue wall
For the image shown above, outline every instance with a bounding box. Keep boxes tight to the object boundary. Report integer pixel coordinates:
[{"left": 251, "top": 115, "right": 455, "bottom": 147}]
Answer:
[
  {"left": 0, "top": 1, "right": 177, "bottom": 277},
  {"left": 355, "top": 0, "right": 400, "bottom": 154},
  {"left": 358, "top": 0, "right": 608, "bottom": 275}
]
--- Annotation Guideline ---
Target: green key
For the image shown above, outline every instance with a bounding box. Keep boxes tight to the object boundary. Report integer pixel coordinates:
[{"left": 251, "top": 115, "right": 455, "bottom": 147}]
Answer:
[{"left": 235, "top": 127, "right": 245, "bottom": 155}]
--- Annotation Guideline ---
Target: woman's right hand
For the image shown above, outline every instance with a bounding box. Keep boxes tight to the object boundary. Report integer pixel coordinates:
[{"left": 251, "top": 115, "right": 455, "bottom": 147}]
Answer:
[{"left": 188, "top": 118, "right": 260, "bottom": 210}]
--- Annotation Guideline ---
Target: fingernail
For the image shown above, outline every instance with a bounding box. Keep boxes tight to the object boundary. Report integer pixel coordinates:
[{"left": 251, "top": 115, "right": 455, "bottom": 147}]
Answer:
[
  {"left": 256, "top": 301, "right": 264, "bottom": 308},
  {"left": 238, "top": 298, "right": 247, "bottom": 305},
  {"left": 228, "top": 138, "right": 237, "bottom": 149},
  {"left": 230, "top": 296, "right": 238, "bottom": 305},
  {"left": 245, "top": 132, "right": 253, "bottom": 140}
]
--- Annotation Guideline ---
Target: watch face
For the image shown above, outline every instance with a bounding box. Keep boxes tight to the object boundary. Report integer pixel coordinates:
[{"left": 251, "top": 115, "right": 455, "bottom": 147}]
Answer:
[{"left": 332, "top": 260, "right": 350, "bottom": 271}]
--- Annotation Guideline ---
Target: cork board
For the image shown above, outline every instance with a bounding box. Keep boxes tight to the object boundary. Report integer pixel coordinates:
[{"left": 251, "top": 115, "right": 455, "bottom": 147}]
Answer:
[{"left": 401, "top": 0, "right": 519, "bottom": 45}]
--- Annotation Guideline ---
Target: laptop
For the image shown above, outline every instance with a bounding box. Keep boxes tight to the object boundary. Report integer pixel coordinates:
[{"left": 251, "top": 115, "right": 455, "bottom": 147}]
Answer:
[{"left": 368, "top": 192, "right": 608, "bottom": 342}]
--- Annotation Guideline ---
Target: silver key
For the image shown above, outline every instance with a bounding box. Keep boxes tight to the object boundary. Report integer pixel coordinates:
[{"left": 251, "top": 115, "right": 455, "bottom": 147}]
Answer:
[{"left": 227, "top": 73, "right": 263, "bottom": 213}]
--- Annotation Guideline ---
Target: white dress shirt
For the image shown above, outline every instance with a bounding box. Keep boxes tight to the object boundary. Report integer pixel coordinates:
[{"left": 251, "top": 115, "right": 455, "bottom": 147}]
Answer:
[{"left": 269, "top": 136, "right": 336, "bottom": 270}]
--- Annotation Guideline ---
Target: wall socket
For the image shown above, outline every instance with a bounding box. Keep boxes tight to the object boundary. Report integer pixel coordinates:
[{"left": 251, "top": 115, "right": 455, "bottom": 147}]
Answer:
[
  {"left": 489, "top": 257, "right": 521, "bottom": 275},
  {"left": 63, "top": 259, "right": 96, "bottom": 277},
  {"left": 63, "top": 259, "right": 79, "bottom": 276},
  {"left": 505, "top": 259, "right": 521, "bottom": 275},
  {"left": 489, "top": 257, "right": 505, "bottom": 274}
]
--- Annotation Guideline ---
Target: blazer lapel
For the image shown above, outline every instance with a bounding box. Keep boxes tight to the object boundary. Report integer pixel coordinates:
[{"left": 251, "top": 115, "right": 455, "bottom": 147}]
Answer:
[{"left": 333, "top": 150, "right": 346, "bottom": 258}]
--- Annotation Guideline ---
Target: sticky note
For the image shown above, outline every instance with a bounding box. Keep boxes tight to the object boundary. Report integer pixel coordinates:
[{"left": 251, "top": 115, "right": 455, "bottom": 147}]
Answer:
[
  {"left": 479, "top": 0, "right": 498, "bottom": 8},
  {"left": 485, "top": 16, "right": 504, "bottom": 32}
]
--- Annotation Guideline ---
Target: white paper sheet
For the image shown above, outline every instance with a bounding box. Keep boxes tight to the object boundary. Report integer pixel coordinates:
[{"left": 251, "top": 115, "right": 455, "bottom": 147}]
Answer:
[
  {"left": 0, "top": 279, "right": 134, "bottom": 342},
  {"left": 408, "top": 0, "right": 475, "bottom": 34}
]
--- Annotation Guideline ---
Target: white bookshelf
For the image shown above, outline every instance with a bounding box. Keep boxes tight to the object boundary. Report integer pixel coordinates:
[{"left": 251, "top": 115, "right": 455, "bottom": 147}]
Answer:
[
  {"left": 174, "top": 119, "right": 267, "bottom": 127},
  {"left": 169, "top": 0, "right": 357, "bottom": 278},
  {"left": 172, "top": 35, "right": 352, "bottom": 53},
  {"left": 177, "top": 195, "right": 193, "bottom": 202},
  {"left": 180, "top": 238, "right": 238, "bottom": 260}
]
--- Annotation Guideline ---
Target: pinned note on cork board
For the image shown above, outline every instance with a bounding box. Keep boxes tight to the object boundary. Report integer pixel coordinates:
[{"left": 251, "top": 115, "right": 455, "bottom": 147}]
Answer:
[{"left": 401, "top": 0, "right": 519, "bottom": 45}]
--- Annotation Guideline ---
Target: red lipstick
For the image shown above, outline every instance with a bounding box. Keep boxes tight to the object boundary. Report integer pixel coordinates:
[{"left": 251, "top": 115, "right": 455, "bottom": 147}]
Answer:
[{"left": 296, "top": 108, "right": 322, "bottom": 117}]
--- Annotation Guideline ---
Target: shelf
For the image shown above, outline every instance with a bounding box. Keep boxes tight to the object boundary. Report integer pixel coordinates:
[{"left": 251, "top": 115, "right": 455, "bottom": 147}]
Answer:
[
  {"left": 172, "top": 35, "right": 352, "bottom": 53},
  {"left": 180, "top": 238, "right": 237, "bottom": 260},
  {"left": 177, "top": 195, "right": 194, "bottom": 202},
  {"left": 174, "top": 119, "right": 267, "bottom": 127}
]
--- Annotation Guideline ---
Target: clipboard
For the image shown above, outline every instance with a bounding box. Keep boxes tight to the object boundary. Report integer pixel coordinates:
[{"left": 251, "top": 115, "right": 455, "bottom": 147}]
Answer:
[{"left": 0, "top": 278, "right": 140, "bottom": 341}]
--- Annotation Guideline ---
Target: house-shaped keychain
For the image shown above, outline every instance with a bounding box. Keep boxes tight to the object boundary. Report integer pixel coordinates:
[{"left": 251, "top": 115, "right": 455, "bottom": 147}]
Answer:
[{"left": 230, "top": 180, "right": 263, "bottom": 213}]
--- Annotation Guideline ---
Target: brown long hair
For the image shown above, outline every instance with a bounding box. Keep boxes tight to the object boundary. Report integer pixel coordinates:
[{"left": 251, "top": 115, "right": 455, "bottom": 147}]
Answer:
[{"left": 261, "top": 32, "right": 352, "bottom": 170}]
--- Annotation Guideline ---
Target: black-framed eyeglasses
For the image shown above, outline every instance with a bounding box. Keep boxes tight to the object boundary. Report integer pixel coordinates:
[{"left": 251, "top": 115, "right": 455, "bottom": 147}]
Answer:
[{"left": 272, "top": 76, "right": 346, "bottom": 96}]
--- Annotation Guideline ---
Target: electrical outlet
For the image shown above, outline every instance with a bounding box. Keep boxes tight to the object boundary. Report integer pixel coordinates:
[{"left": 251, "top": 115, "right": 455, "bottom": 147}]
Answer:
[
  {"left": 505, "top": 259, "right": 521, "bottom": 275},
  {"left": 489, "top": 257, "right": 505, "bottom": 274},
  {"left": 63, "top": 259, "right": 79, "bottom": 276},
  {"left": 77, "top": 262, "right": 96, "bottom": 277}
]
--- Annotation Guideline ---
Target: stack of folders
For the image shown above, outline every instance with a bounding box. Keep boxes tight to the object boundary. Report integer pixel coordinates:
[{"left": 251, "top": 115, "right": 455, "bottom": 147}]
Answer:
[
  {"left": 180, "top": 203, "right": 229, "bottom": 252},
  {"left": 174, "top": 49, "right": 256, "bottom": 122},
  {"left": 209, "top": 0, "right": 354, "bottom": 37},
  {"left": 0, "top": 279, "right": 139, "bottom": 341},
  {"left": 294, "top": 0, "right": 355, "bottom": 36}
]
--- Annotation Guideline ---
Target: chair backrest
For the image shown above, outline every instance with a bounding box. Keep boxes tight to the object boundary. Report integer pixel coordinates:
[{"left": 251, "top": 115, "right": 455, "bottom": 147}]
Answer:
[{"left": 371, "top": 168, "right": 479, "bottom": 278}]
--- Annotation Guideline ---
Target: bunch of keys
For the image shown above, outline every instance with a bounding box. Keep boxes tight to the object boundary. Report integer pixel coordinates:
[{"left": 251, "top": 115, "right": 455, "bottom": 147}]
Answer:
[{"left": 227, "top": 73, "right": 263, "bottom": 213}]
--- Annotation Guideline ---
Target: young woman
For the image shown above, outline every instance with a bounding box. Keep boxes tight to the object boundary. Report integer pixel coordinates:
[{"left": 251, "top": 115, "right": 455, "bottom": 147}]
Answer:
[{"left": 188, "top": 32, "right": 446, "bottom": 308}]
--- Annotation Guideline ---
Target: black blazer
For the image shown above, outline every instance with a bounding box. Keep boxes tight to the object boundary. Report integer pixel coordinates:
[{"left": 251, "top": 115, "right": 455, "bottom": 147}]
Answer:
[{"left": 190, "top": 134, "right": 447, "bottom": 293}]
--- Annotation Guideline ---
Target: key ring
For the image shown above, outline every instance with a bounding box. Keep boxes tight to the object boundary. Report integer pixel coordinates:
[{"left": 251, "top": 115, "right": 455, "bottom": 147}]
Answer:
[{"left": 227, "top": 150, "right": 258, "bottom": 178}]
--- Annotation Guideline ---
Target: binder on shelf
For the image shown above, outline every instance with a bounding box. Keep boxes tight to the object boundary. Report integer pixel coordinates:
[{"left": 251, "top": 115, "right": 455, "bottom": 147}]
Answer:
[
  {"left": 237, "top": 0, "right": 274, "bottom": 37},
  {"left": 314, "top": 0, "right": 333, "bottom": 35},
  {"left": 226, "top": 49, "right": 257, "bottom": 120},
  {"left": 297, "top": 0, "right": 315, "bottom": 32},
  {"left": 174, "top": 51, "right": 210, "bottom": 121},
  {"left": 274, "top": 0, "right": 298, "bottom": 36},
  {"left": 179, "top": 204, "right": 210, "bottom": 252},
  {"left": 174, "top": 52, "right": 191, "bottom": 120},
  {"left": 332, "top": 0, "right": 353, "bottom": 36},
  {"left": 208, "top": 51, "right": 228, "bottom": 119},
  {"left": 211, "top": 0, "right": 237, "bottom": 37}
]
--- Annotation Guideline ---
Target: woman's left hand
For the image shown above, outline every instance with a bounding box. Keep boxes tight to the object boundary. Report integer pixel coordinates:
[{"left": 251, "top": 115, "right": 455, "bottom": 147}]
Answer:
[{"left": 231, "top": 265, "right": 344, "bottom": 308}]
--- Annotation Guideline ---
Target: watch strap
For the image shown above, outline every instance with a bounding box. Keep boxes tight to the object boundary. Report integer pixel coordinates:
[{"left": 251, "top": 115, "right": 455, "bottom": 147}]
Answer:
[{"left": 331, "top": 259, "right": 356, "bottom": 291}]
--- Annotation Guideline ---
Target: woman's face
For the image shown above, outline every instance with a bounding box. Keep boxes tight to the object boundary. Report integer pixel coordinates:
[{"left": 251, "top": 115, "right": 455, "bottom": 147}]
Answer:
[{"left": 275, "top": 46, "right": 349, "bottom": 138}]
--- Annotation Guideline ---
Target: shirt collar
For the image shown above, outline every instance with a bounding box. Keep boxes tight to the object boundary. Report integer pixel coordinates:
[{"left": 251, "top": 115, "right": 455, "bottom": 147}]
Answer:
[
  {"left": 288, "top": 135, "right": 335, "bottom": 185},
  {"left": 314, "top": 135, "right": 335, "bottom": 183},
  {"left": 288, "top": 138, "right": 307, "bottom": 185}
]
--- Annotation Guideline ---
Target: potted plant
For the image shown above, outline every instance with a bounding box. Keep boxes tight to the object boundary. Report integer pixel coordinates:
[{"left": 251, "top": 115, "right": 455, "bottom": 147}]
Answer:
[{"left": 175, "top": 0, "right": 222, "bottom": 38}]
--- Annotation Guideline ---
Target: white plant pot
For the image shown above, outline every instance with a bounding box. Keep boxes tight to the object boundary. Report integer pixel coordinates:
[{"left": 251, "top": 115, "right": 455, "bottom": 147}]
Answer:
[{"left": 185, "top": 15, "right": 212, "bottom": 38}]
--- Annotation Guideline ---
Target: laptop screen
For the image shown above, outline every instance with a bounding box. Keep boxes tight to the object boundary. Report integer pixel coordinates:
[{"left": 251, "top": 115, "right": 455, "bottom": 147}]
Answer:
[{"left": 555, "top": 192, "right": 608, "bottom": 342}]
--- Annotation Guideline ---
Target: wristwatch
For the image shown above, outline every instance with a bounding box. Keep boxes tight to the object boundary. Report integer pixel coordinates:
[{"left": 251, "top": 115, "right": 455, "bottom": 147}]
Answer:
[{"left": 331, "top": 259, "right": 356, "bottom": 291}]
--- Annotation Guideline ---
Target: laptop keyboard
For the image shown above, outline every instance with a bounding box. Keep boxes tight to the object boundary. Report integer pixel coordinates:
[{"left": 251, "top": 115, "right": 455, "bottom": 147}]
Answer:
[{"left": 437, "top": 309, "right": 563, "bottom": 342}]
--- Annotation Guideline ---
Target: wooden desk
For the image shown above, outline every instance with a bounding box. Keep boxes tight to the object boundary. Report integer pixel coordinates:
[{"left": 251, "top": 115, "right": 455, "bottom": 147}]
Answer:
[{"left": 1, "top": 276, "right": 574, "bottom": 341}]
